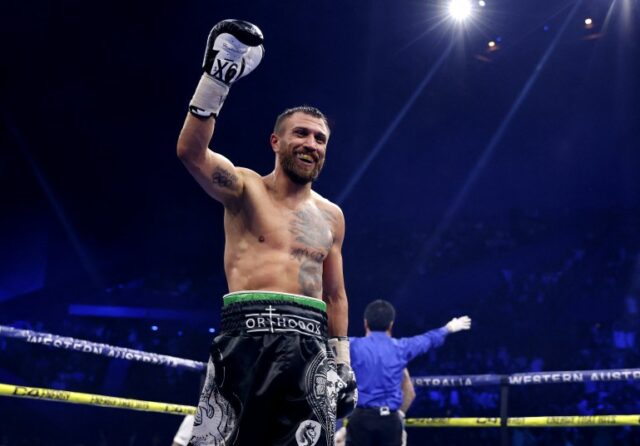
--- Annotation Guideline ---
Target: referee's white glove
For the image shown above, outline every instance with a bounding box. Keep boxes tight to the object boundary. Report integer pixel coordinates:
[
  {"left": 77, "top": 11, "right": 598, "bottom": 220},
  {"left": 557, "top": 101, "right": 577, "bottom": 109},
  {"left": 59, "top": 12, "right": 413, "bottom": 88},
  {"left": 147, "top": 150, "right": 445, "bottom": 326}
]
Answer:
[{"left": 445, "top": 316, "right": 472, "bottom": 333}]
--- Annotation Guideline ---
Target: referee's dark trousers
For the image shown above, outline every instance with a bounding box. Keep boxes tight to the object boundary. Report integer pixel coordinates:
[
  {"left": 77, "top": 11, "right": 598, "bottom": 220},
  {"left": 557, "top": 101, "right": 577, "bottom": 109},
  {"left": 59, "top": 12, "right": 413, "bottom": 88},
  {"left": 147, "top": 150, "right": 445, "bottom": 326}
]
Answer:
[{"left": 346, "top": 406, "right": 403, "bottom": 446}]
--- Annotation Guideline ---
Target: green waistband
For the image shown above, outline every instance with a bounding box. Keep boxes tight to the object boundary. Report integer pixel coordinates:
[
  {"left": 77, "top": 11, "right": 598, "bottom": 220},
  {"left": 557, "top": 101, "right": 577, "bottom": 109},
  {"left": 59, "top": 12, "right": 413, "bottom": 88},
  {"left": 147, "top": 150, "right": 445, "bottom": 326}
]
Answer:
[{"left": 223, "top": 291, "right": 327, "bottom": 312}]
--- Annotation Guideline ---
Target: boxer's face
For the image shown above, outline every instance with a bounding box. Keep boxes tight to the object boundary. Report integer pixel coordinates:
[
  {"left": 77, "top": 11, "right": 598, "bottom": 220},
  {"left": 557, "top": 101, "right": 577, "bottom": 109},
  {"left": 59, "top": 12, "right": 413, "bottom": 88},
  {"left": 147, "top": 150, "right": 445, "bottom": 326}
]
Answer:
[{"left": 273, "top": 112, "right": 328, "bottom": 184}]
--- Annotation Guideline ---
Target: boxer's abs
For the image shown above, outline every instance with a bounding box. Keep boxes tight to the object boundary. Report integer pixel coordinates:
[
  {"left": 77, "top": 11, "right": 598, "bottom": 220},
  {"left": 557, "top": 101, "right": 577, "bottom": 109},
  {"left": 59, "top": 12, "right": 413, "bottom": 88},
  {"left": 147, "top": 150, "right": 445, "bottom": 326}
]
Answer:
[{"left": 225, "top": 240, "right": 327, "bottom": 299}]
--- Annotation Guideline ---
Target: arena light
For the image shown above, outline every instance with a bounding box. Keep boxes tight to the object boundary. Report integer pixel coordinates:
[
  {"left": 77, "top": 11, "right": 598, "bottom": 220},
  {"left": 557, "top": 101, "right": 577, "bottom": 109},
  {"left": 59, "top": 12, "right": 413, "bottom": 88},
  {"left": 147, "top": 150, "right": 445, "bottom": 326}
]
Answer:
[
  {"left": 478, "top": 0, "right": 486, "bottom": 6},
  {"left": 487, "top": 40, "right": 499, "bottom": 52},
  {"left": 448, "top": 0, "right": 472, "bottom": 21}
]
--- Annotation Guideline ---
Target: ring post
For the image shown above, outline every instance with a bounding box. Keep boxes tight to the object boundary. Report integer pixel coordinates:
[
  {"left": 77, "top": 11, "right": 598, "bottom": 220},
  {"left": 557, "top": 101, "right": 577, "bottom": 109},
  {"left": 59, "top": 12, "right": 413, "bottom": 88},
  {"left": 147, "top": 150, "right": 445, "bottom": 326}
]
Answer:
[{"left": 500, "top": 376, "right": 510, "bottom": 446}]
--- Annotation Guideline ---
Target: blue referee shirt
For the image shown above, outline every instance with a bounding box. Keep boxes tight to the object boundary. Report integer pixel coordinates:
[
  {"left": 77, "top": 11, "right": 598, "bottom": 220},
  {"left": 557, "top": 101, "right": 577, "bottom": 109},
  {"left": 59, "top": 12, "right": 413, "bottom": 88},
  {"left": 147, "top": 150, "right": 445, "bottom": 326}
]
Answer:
[{"left": 349, "top": 327, "right": 449, "bottom": 410}]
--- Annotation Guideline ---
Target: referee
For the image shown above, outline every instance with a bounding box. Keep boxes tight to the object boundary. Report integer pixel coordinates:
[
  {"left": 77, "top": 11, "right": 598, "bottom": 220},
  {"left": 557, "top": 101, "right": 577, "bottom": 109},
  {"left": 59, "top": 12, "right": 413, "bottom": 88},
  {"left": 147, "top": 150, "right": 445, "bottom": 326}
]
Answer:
[{"left": 346, "top": 299, "right": 471, "bottom": 446}]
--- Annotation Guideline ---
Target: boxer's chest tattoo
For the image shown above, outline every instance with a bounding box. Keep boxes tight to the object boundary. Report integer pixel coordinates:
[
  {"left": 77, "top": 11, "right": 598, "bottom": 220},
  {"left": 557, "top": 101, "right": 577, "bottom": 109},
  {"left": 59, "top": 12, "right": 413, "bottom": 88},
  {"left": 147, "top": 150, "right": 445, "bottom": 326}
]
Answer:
[
  {"left": 298, "top": 260, "right": 323, "bottom": 298},
  {"left": 289, "top": 207, "right": 333, "bottom": 258},
  {"left": 211, "top": 167, "right": 237, "bottom": 188},
  {"left": 289, "top": 206, "right": 334, "bottom": 296}
]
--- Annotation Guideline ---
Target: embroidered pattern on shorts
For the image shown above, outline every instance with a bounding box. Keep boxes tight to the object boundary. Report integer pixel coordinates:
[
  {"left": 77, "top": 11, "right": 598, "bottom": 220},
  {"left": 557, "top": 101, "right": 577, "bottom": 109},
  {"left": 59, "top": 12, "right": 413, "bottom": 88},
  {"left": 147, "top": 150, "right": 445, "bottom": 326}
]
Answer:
[
  {"left": 190, "top": 358, "right": 238, "bottom": 445},
  {"left": 295, "top": 420, "right": 322, "bottom": 446},
  {"left": 304, "top": 349, "right": 344, "bottom": 446}
]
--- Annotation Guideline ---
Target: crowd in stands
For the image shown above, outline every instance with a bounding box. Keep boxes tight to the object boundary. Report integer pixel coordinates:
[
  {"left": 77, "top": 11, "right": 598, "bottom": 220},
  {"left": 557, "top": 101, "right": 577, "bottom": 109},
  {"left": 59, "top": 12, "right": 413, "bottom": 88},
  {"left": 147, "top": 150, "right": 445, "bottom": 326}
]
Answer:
[{"left": 1, "top": 210, "right": 639, "bottom": 445}]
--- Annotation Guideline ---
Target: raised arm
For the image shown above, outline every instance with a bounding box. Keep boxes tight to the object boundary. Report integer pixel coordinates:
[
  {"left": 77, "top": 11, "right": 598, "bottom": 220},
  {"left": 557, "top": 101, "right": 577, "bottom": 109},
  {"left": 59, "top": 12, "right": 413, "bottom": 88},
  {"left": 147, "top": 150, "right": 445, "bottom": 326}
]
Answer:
[
  {"left": 177, "top": 115, "right": 244, "bottom": 206},
  {"left": 176, "top": 19, "right": 264, "bottom": 207}
]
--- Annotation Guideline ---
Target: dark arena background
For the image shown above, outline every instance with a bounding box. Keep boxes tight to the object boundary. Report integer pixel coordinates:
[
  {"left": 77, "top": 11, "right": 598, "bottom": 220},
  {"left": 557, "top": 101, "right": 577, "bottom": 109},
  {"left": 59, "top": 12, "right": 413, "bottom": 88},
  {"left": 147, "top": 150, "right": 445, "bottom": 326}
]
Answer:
[{"left": 2, "top": 0, "right": 639, "bottom": 444}]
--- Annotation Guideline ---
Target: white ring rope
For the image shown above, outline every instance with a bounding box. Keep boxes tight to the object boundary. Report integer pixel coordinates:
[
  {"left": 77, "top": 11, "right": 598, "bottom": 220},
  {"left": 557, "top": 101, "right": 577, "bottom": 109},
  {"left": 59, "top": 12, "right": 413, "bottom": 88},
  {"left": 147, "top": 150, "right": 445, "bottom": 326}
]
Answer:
[{"left": 0, "top": 325, "right": 206, "bottom": 372}]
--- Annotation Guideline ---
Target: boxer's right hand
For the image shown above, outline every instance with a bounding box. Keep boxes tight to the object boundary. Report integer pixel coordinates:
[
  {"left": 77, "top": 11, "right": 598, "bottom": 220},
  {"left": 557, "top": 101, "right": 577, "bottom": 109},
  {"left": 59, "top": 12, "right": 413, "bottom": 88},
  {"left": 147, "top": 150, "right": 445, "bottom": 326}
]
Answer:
[{"left": 189, "top": 19, "right": 265, "bottom": 118}]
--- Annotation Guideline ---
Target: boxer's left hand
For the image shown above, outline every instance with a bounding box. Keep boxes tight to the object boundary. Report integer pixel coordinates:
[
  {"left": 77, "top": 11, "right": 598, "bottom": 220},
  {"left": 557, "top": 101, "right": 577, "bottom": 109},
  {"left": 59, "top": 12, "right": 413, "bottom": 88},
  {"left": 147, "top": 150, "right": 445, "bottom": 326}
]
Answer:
[
  {"left": 335, "top": 362, "right": 357, "bottom": 418},
  {"left": 329, "top": 337, "right": 358, "bottom": 418}
]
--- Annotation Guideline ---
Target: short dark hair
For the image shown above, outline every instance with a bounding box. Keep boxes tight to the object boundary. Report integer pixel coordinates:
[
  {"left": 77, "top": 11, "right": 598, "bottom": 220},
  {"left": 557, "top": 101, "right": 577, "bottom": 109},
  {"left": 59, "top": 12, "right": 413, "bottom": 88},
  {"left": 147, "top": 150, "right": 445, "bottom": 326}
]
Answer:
[
  {"left": 364, "top": 299, "right": 396, "bottom": 331},
  {"left": 273, "top": 105, "right": 330, "bottom": 135}
]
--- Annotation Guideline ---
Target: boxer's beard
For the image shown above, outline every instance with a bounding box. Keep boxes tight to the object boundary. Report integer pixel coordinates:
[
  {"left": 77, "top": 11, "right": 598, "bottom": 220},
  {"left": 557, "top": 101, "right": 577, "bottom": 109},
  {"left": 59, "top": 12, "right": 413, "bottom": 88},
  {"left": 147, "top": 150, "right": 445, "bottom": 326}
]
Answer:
[{"left": 280, "top": 151, "right": 324, "bottom": 185}]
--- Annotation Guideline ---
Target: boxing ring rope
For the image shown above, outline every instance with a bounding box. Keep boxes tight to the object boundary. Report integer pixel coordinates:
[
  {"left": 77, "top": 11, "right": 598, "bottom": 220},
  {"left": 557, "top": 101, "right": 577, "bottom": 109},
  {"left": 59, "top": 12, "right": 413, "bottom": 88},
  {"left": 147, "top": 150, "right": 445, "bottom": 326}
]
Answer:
[
  {"left": 410, "top": 369, "right": 640, "bottom": 446},
  {"left": 0, "top": 324, "right": 206, "bottom": 371},
  {"left": 412, "top": 369, "right": 640, "bottom": 387},
  {"left": 405, "top": 415, "right": 640, "bottom": 428},
  {"left": 2, "top": 324, "right": 639, "bottom": 441},
  {"left": 0, "top": 383, "right": 196, "bottom": 416}
]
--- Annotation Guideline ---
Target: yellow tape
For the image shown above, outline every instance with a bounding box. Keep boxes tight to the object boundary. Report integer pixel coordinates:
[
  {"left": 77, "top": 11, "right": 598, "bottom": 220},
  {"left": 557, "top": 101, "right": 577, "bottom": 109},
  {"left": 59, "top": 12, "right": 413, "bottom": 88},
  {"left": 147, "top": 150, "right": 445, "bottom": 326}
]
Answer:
[
  {"left": 508, "top": 415, "right": 640, "bottom": 427},
  {"left": 4, "top": 382, "right": 639, "bottom": 427},
  {"left": 406, "top": 415, "right": 640, "bottom": 428},
  {"left": 407, "top": 418, "right": 500, "bottom": 427},
  {"left": 0, "top": 383, "right": 196, "bottom": 416}
]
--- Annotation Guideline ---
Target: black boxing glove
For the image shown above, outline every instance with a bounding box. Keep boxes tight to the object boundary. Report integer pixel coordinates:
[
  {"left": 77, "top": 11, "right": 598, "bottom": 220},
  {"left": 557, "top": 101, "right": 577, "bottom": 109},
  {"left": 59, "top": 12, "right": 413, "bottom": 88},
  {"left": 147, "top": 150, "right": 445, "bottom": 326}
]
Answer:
[
  {"left": 329, "top": 337, "right": 358, "bottom": 418},
  {"left": 189, "top": 19, "right": 265, "bottom": 118}
]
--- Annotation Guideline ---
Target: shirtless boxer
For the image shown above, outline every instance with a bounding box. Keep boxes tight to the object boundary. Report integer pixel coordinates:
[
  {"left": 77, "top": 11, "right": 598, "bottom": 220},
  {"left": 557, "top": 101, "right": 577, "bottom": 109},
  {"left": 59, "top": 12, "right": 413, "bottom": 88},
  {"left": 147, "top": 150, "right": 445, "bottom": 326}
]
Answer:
[{"left": 176, "top": 19, "right": 357, "bottom": 446}]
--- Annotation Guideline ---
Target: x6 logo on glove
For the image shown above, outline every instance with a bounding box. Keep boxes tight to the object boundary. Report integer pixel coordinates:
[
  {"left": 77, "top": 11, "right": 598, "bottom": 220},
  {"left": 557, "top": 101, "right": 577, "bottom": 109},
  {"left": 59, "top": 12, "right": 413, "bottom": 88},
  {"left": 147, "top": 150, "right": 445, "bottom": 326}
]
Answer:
[{"left": 210, "top": 55, "right": 244, "bottom": 84}]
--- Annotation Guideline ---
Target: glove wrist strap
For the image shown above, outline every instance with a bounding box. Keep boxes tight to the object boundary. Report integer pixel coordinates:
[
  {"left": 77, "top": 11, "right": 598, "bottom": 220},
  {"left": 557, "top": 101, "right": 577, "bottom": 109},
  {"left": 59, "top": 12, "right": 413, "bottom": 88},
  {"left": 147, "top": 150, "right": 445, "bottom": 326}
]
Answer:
[
  {"left": 329, "top": 337, "right": 351, "bottom": 366},
  {"left": 189, "top": 73, "right": 230, "bottom": 118}
]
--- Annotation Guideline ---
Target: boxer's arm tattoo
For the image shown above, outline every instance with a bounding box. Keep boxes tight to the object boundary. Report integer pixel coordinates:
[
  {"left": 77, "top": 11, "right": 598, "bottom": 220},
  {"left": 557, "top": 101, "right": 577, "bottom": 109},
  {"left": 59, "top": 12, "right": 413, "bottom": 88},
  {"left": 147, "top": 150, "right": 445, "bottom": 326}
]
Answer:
[{"left": 211, "top": 167, "right": 237, "bottom": 188}]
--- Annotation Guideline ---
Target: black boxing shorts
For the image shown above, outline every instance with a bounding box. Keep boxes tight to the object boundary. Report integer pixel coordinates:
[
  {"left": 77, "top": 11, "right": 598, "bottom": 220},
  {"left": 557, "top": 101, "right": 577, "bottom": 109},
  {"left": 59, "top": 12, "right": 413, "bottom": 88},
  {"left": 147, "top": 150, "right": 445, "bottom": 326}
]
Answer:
[{"left": 189, "top": 291, "right": 339, "bottom": 446}]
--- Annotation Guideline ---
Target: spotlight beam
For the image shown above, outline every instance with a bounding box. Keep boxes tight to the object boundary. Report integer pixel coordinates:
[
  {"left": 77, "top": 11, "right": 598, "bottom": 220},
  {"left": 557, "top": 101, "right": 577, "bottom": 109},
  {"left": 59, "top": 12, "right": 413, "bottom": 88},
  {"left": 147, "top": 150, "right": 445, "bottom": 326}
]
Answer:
[
  {"left": 393, "top": 0, "right": 585, "bottom": 303},
  {"left": 337, "top": 40, "right": 455, "bottom": 206},
  {"left": 2, "top": 108, "right": 103, "bottom": 287}
]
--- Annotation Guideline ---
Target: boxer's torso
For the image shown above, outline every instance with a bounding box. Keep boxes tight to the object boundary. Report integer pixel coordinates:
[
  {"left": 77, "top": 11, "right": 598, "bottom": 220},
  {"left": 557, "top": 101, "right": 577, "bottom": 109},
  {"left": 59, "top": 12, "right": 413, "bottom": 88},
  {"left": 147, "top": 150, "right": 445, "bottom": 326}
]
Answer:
[{"left": 223, "top": 171, "right": 338, "bottom": 299}]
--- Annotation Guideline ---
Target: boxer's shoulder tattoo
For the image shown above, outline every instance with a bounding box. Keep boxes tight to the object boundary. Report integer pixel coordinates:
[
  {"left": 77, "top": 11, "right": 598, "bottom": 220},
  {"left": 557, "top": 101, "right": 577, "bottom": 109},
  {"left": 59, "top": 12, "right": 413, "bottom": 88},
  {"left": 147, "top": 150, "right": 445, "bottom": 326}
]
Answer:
[{"left": 211, "top": 167, "right": 237, "bottom": 189}]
